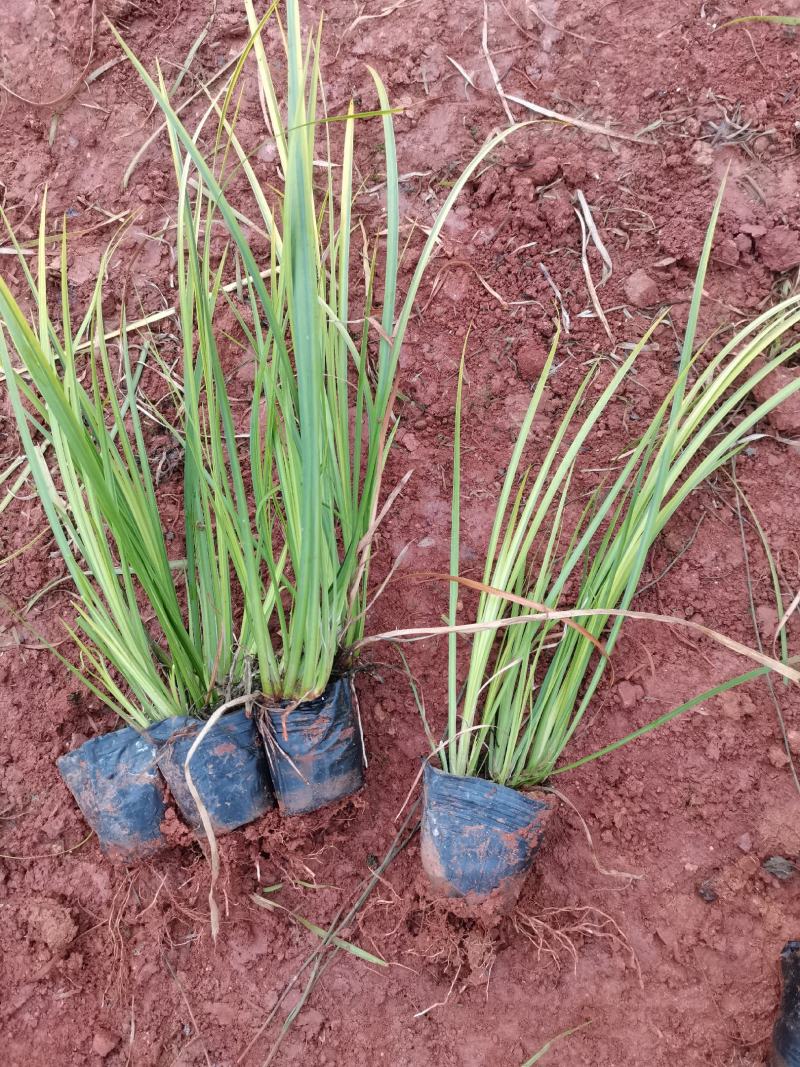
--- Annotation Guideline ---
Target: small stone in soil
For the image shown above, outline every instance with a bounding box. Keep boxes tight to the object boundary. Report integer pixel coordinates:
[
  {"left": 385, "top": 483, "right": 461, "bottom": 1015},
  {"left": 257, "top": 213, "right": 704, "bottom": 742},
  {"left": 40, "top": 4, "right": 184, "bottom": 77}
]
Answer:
[
  {"left": 714, "top": 238, "right": 739, "bottom": 267},
  {"left": 762, "top": 856, "right": 797, "bottom": 881},
  {"left": 689, "top": 140, "right": 715, "bottom": 168},
  {"left": 736, "top": 833, "right": 753, "bottom": 854},
  {"left": 516, "top": 344, "right": 548, "bottom": 381},
  {"left": 617, "top": 680, "right": 644, "bottom": 709},
  {"left": 768, "top": 744, "right": 791, "bottom": 769},
  {"left": 624, "top": 269, "right": 660, "bottom": 309},
  {"left": 697, "top": 881, "right": 718, "bottom": 903},
  {"left": 530, "top": 156, "right": 559, "bottom": 185},
  {"left": 92, "top": 1030, "right": 120, "bottom": 1058},
  {"left": 757, "top": 226, "right": 800, "bottom": 273}
]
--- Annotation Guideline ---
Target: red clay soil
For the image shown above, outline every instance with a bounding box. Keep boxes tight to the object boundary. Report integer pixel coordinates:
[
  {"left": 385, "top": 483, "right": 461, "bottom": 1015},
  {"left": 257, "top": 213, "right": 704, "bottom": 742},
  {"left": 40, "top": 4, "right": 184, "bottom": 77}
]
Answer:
[{"left": 2, "top": 1, "right": 800, "bottom": 1064}]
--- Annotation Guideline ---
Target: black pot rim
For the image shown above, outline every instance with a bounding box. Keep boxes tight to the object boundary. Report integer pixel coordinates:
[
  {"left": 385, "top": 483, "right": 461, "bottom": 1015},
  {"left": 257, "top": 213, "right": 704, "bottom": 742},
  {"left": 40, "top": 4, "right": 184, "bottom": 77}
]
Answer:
[
  {"left": 423, "top": 762, "right": 551, "bottom": 801},
  {"left": 58, "top": 721, "right": 146, "bottom": 762},
  {"left": 260, "top": 672, "right": 353, "bottom": 713}
]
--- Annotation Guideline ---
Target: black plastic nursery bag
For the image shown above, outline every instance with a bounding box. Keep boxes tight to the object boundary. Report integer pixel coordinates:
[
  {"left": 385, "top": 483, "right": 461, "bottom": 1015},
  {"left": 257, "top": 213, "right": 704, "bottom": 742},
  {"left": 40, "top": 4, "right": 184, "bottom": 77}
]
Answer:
[
  {"left": 773, "top": 940, "right": 800, "bottom": 1067},
  {"left": 257, "top": 675, "right": 364, "bottom": 816},
  {"left": 420, "top": 763, "right": 554, "bottom": 905},
  {"left": 57, "top": 725, "right": 167, "bottom": 862},
  {"left": 155, "top": 707, "right": 275, "bottom": 835}
]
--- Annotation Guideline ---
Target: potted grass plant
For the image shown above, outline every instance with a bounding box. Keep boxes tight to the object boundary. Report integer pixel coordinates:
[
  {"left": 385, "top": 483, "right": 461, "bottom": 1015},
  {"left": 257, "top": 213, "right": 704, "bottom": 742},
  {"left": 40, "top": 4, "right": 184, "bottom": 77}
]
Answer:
[
  {"left": 112, "top": 0, "right": 534, "bottom": 816},
  {"left": 0, "top": 0, "right": 532, "bottom": 854},
  {"left": 0, "top": 219, "right": 276, "bottom": 859},
  {"left": 375, "top": 188, "right": 800, "bottom": 903}
]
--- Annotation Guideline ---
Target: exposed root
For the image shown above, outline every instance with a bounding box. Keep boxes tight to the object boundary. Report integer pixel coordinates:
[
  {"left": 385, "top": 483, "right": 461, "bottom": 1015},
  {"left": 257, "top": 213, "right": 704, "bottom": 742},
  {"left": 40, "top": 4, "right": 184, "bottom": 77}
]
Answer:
[
  {"left": 514, "top": 904, "right": 642, "bottom": 986},
  {"left": 402, "top": 896, "right": 500, "bottom": 1004},
  {"left": 93, "top": 864, "right": 208, "bottom": 1004},
  {"left": 102, "top": 871, "right": 139, "bottom": 1004}
]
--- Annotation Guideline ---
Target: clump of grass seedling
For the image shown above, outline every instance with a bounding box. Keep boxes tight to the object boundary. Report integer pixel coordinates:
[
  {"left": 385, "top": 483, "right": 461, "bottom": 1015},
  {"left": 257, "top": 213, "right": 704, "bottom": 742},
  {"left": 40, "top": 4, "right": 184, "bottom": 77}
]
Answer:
[
  {"left": 376, "top": 181, "right": 800, "bottom": 787},
  {"left": 0, "top": 218, "right": 235, "bottom": 727},
  {"left": 112, "top": 0, "right": 530, "bottom": 708},
  {"left": 0, "top": 0, "right": 529, "bottom": 728}
]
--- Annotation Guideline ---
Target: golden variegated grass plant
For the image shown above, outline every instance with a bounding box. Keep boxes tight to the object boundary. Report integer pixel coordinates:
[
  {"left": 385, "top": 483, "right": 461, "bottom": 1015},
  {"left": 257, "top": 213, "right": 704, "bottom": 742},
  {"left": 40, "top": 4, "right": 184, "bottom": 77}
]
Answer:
[
  {"left": 0, "top": 219, "right": 224, "bottom": 728},
  {"left": 116, "top": 0, "right": 530, "bottom": 706},
  {"left": 434, "top": 184, "right": 800, "bottom": 787},
  {"left": 0, "top": 0, "right": 527, "bottom": 725}
]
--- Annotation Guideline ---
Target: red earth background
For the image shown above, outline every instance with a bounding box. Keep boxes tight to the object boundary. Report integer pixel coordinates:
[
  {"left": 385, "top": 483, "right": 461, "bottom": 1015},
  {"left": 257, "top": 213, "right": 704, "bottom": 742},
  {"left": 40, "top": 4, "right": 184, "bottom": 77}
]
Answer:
[{"left": 2, "top": 1, "right": 800, "bottom": 1064}]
